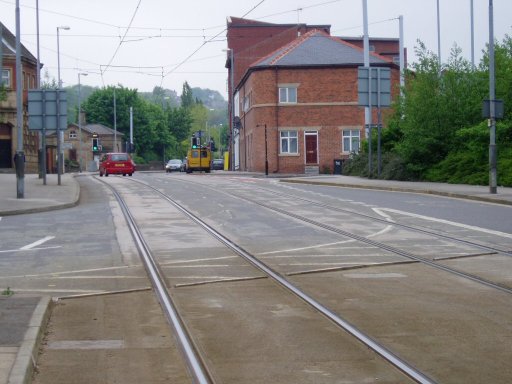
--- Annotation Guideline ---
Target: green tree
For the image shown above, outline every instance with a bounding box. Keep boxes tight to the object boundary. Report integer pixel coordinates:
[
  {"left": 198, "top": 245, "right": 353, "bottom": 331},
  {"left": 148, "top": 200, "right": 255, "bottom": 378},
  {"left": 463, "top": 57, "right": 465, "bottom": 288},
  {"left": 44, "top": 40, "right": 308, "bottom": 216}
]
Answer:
[
  {"left": 389, "top": 41, "right": 487, "bottom": 179},
  {"left": 81, "top": 86, "right": 174, "bottom": 160},
  {"left": 180, "top": 81, "right": 194, "bottom": 108}
]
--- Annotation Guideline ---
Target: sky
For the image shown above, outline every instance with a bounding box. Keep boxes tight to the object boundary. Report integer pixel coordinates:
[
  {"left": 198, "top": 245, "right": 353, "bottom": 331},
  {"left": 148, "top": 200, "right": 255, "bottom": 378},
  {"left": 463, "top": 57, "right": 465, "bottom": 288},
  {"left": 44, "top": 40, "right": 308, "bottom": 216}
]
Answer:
[{"left": 1, "top": 0, "right": 511, "bottom": 99}]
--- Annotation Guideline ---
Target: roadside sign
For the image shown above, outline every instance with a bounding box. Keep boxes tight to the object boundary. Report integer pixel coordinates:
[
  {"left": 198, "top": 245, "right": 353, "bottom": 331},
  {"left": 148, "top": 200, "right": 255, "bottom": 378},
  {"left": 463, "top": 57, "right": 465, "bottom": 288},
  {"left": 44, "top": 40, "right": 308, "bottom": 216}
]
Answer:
[
  {"left": 28, "top": 89, "right": 67, "bottom": 131},
  {"left": 358, "top": 67, "right": 391, "bottom": 107}
]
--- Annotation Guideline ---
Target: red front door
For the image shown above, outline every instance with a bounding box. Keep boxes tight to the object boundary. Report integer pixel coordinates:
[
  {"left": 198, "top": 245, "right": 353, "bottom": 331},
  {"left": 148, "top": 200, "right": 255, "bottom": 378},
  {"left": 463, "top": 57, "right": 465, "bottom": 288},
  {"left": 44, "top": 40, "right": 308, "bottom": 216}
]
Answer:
[{"left": 305, "top": 133, "right": 317, "bottom": 164}]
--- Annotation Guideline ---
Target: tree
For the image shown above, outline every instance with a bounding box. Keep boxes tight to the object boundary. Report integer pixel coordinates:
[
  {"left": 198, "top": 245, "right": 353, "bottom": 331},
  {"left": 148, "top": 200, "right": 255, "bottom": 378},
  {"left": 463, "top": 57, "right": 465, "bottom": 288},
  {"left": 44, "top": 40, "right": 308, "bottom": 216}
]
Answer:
[
  {"left": 180, "top": 81, "right": 194, "bottom": 108},
  {"left": 81, "top": 86, "right": 174, "bottom": 160},
  {"left": 389, "top": 41, "right": 487, "bottom": 179}
]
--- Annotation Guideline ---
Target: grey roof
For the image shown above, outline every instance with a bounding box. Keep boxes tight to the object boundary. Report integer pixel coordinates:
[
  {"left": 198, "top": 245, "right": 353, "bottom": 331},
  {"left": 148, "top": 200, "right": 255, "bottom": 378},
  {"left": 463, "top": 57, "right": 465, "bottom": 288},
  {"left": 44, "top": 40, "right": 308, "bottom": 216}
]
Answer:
[
  {"left": 254, "top": 30, "right": 391, "bottom": 68},
  {"left": 66, "top": 122, "right": 123, "bottom": 136},
  {"left": 0, "top": 21, "right": 38, "bottom": 63},
  {"left": 83, "top": 123, "right": 123, "bottom": 136}
]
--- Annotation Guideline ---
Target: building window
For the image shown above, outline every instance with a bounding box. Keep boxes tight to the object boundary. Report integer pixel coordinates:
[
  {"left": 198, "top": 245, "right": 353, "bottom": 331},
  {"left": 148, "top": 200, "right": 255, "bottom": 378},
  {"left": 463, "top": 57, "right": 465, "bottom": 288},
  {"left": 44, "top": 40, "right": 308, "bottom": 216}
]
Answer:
[
  {"left": 69, "top": 130, "right": 77, "bottom": 139},
  {"left": 280, "top": 130, "right": 298, "bottom": 154},
  {"left": 1, "top": 69, "right": 11, "bottom": 88},
  {"left": 343, "top": 129, "right": 360, "bottom": 153},
  {"left": 243, "top": 93, "right": 250, "bottom": 113},
  {"left": 279, "top": 87, "right": 297, "bottom": 103}
]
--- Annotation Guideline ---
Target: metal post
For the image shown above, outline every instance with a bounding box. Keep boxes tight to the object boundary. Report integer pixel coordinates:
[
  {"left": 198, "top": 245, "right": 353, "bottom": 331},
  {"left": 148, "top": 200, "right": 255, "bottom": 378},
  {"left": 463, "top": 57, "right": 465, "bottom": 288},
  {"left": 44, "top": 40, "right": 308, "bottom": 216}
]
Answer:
[
  {"left": 56, "top": 26, "right": 69, "bottom": 185},
  {"left": 36, "top": 0, "right": 43, "bottom": 179},
  {"left": 470, "top": 0, "right": 475, "bottom": 69},
  {"left": 15, "top": 0, "right": 24, "bottom": 198},
  {"left": 129, "top": 106, "right": 133, "bottom": 151},
  {"left": 362, "top": 0, "right": 372, "bottom": 177},
  {"left": 377, "top": 69, "right": 382, "bottom": 178},
  {"left": 113, "top": 87, "right": 117, "bottom": 151},
  {"left": 264, "top": 124, "right": 268, "bottom": 176},
  {"left": 399, "top": 15, "right": 405, "bottom": 91},
  {"left": 488, "top": 0, "right": 497, "bottom": 194},
  {"left": 436, "top": 0, "right": 441, "bottom": 68},
  {"left": 228, "top": 49, "right": 235, "bottom": 171},
  {"left": 78, "top": 72, "right": 87, "bottom": 172}
]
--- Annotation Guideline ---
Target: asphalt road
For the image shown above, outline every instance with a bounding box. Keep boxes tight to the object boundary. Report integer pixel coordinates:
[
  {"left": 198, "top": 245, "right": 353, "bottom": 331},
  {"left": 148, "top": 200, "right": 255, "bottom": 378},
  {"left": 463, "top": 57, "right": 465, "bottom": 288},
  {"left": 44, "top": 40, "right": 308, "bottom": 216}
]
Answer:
[{"left": 3, "top": 173, "right": 511, "bottom": 383}]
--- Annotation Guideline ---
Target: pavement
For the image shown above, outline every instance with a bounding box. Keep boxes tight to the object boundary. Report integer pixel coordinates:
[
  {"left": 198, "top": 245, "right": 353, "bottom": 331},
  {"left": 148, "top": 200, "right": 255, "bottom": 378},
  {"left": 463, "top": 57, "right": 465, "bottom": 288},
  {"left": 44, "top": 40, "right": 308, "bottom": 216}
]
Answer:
[{"left": 1, "top": 171, "right": 511, "bottom": 384}]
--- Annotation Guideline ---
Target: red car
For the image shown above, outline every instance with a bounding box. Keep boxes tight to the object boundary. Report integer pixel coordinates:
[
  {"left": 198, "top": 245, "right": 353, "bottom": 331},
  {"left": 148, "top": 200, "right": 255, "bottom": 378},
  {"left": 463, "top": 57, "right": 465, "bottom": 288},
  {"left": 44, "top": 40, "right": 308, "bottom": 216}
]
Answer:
[{"left": 99, "top": 153, "right": 135, "bottom": 177}]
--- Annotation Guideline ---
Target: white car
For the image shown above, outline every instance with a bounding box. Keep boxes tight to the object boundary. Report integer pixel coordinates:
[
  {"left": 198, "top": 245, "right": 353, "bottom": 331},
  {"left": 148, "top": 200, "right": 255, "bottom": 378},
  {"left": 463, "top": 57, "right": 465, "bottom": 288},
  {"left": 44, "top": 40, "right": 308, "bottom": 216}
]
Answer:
[{"left": 165, "top": 159, "right": 182, "bottom": 173}]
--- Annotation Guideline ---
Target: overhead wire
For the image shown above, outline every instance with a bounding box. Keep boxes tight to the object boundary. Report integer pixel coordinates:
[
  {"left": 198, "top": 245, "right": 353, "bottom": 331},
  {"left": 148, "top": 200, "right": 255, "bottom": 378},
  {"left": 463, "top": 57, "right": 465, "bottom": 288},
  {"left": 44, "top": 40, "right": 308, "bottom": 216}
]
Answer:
[{"left": 100, "top": 0, "right": 142, "bottom": 85}]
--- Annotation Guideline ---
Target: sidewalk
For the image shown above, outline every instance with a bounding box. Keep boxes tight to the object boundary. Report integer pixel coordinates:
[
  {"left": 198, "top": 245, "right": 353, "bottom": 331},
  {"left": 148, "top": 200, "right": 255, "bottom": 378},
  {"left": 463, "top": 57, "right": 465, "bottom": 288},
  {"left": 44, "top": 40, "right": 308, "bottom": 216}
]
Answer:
[
  {"left": 0, "top": 173, "right": 80, "bottom": 384},
  {"left": 1, "top": 171, "right": 511, "bottom": 384},
  {"left": 0, "top": 173, "right": 80, "bottom": 216}
]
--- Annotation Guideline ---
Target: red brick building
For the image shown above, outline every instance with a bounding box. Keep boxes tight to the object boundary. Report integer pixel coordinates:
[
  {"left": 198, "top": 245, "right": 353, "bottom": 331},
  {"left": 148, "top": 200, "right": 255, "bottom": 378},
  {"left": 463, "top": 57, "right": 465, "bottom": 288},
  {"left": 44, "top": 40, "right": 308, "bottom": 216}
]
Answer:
[
  {"left": 0, "top": 21, "right": 40, "bottom": 172},
  {"left": 226, "top": 17, "right": 402, "bottom": 174}
]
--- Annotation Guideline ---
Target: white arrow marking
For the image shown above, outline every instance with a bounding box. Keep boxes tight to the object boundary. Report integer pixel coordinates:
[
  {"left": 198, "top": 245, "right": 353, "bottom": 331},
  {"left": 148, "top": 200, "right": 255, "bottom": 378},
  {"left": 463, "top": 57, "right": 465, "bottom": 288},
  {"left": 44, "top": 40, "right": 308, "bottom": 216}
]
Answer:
[{"left": 20, "top": 236, "right": 55, "bottom": 250}]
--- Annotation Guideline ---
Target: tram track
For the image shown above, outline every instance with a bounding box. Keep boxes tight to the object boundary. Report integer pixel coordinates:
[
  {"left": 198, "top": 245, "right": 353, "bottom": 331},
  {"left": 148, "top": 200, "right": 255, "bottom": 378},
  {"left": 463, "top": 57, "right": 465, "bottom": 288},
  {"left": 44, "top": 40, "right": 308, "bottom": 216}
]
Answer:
[
  {"left": 98, "top": 175, "right": 436, "bottom": 384},
  {"left": 97, "top": 176, "right": 214, "bottom": 384},
  {"left": 152, "top": 176, "right": 512, "bottom": 295}
]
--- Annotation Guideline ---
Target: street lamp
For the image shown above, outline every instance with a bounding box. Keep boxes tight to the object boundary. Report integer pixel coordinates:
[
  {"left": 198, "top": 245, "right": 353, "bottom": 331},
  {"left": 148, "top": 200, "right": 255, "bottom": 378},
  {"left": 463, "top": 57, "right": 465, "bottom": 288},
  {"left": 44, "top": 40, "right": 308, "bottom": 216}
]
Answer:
[
  {"left": 56, "top": 25, "right": 69, "bottom": 184},
  {"left": 78, "top": 72, "right": 87, "bottom": 172},
  {"left": 223, "top": 48, "right": 235, "bottom": 171},
  {"left": 57, "top": 26, "right": 69, "bottom": 88}
]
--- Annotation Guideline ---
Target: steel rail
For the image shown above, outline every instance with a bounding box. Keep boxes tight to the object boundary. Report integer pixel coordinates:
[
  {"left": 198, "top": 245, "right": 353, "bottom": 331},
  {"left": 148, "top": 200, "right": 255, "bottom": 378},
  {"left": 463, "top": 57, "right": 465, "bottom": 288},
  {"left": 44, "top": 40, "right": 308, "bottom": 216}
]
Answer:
[
  {"left": 167, "top": 176, "right": 512, "bottom": 294},
  {"left": 97, "top": 177, "right": 213, "bottom": 384},
  {"left": 126, "top": 177, "right": 436, "bottom": 384},
  {"left": 251, "top": 183, "right": 512, "bottom": 256},
  {"left": 177, "top": 177, "right": 512, "bottom": 256}
]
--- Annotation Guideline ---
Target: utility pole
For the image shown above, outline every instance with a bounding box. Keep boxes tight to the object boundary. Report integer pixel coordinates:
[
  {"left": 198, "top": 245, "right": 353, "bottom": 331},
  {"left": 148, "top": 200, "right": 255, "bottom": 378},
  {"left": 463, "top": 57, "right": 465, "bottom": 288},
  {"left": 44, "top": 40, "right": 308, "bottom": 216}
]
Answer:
[
  {"left": 15, "top": 0, "right": 24, "bottom": 198},
  {"left": 488, "top": 0, "right": 497, "bottom": 194},
  {"left": 362, "top": 0, "right": 372, "bottom": 177}
]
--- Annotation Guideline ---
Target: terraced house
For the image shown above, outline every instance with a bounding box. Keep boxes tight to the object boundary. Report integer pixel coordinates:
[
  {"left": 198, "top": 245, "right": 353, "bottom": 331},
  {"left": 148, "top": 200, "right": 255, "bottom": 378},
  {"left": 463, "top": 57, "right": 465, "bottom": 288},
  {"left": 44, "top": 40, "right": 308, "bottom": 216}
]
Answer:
[
  {"left": 225, "top": 17, "right": 403, "bottom": 174},
  {"left": 0, "top": 21, "right": 40, "bottom": 172}
]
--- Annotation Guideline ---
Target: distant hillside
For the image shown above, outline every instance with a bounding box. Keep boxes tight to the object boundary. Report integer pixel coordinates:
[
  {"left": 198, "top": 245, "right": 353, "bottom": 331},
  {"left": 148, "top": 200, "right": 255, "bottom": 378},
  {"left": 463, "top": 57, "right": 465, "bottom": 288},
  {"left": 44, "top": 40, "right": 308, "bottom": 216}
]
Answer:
[{"left": 191, "top": 87, "right": 227, "bottom": 110}]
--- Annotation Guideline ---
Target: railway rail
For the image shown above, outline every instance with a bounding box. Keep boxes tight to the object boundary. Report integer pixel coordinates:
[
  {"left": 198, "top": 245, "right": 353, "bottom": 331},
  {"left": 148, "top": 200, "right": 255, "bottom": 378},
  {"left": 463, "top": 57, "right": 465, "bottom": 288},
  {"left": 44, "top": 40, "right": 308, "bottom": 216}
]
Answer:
[
  {"left": 92, "top": 174, "right": 512, "bottom": 383},
  {"left": 159, "top": 176, "right": 512, "bottom": 294},
  {"left": 98, "top": 175, "right": 435, "bottom": 383}
]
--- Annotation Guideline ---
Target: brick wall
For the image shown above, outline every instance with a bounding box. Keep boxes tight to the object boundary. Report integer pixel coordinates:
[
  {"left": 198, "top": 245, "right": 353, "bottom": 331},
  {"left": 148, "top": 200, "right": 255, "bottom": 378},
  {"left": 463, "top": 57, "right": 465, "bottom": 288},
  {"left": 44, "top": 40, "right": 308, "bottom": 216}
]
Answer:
[{"left": 237, "top": 65, "right": 400, "bottom": 174}]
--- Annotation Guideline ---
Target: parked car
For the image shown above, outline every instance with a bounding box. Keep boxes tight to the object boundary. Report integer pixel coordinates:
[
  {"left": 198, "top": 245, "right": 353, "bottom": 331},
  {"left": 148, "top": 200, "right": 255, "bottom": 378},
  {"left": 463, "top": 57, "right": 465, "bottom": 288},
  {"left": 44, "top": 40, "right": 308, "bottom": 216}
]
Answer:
[
  {"left": 212, "top": 158, "right": 224, "bottom": 170},
  {"left": 99, "top": 153, "right": 135, "bottom": 177},
  {"left": 165, "top": 159, "right": 182, "bottom": 173}
]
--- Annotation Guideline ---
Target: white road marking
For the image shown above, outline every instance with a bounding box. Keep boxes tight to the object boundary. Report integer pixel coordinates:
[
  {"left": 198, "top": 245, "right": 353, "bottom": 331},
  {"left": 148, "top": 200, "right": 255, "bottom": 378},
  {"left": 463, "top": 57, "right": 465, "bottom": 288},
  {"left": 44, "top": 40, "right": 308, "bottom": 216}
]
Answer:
[
  {"left": 1, "top": 264, "right": 143, "bottom": 278},
  {"left": 0, "top": 246, "right": 61, "bottom": 254},
  {"left": 258, "top": 240, "right": 357, "bottom": 255},
  {"left": 20, "top": 236, "right": 55, "bottom": 250},
  {"left": 380, "top": 208, "right": 512, "bottom": 239}
]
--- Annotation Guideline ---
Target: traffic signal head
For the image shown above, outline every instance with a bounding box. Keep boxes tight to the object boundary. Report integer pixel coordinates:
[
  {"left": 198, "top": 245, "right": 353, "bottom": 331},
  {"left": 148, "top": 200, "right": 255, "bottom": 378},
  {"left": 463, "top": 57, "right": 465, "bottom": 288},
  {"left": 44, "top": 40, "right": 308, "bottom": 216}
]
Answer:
[
  {"left": 191, "top": 137, "right": 199, "bottom": 148},
  {"left": 92, "top": 138, "right": 99, "bottom": 151}
]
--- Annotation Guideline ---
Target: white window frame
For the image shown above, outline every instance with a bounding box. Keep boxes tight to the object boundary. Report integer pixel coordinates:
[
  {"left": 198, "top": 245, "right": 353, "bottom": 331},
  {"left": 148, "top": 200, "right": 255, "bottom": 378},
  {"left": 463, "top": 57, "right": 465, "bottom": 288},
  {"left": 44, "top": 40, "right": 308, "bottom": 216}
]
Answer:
[
  {"left": 342, "top": 129, "right": 360, "bottom": 154},
  {"left": 69, "top": 130, "right": 77, "bottom": 139},
  {"left": 278, "top": 86, "right": 297, "bottom": 104},
  {"left": 1, "top": 69, "right": 11, "bottom": 88},
  {"left": 234, "top": 91, "right": 240, "bottom": 118},
  {"left": 280, "top": 130, "right": 298, "bottom": 154}
]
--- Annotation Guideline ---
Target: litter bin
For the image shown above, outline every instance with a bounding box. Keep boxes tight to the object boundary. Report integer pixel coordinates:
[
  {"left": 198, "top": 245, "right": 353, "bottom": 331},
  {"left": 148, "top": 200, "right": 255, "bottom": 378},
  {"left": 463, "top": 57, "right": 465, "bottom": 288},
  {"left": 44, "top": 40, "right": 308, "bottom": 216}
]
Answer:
[{"left": 333, "top": 159, "right": 342, "bottom": 175}]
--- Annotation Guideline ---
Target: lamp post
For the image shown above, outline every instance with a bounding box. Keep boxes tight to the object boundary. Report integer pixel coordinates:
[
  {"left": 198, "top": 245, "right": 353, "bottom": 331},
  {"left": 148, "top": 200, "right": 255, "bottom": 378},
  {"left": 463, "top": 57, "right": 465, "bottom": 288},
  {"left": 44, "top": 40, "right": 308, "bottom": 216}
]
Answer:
[
  {"left": 488, "top": 0, "right": 497, "bottom": 194},
  {"left": 77, "top": 72, "right": 87, "bottom": 172},
  {"left": 56, "top": 26, "right": 69, "bottom": 185},
  {"left": 223, "top": 48, "right": 235, "bottom": 171}
]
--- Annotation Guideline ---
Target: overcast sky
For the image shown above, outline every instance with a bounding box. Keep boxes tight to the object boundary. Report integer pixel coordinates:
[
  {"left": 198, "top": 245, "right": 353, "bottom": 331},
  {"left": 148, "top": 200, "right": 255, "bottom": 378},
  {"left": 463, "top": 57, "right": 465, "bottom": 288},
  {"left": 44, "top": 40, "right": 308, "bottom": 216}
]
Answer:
[{"left": 1, "top": 0, "right": 511, "bottom": 99}]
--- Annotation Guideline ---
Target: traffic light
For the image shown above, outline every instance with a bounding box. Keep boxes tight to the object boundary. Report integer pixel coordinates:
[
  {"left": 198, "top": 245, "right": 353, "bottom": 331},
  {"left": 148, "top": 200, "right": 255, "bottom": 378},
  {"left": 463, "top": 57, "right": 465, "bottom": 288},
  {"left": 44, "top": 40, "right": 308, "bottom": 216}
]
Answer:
[
  {"left": 191, "top": 137, "right": 199, "bottom": 148},
  {"left": 92, "top": 132, "right": 99, "bottom": 152}
]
